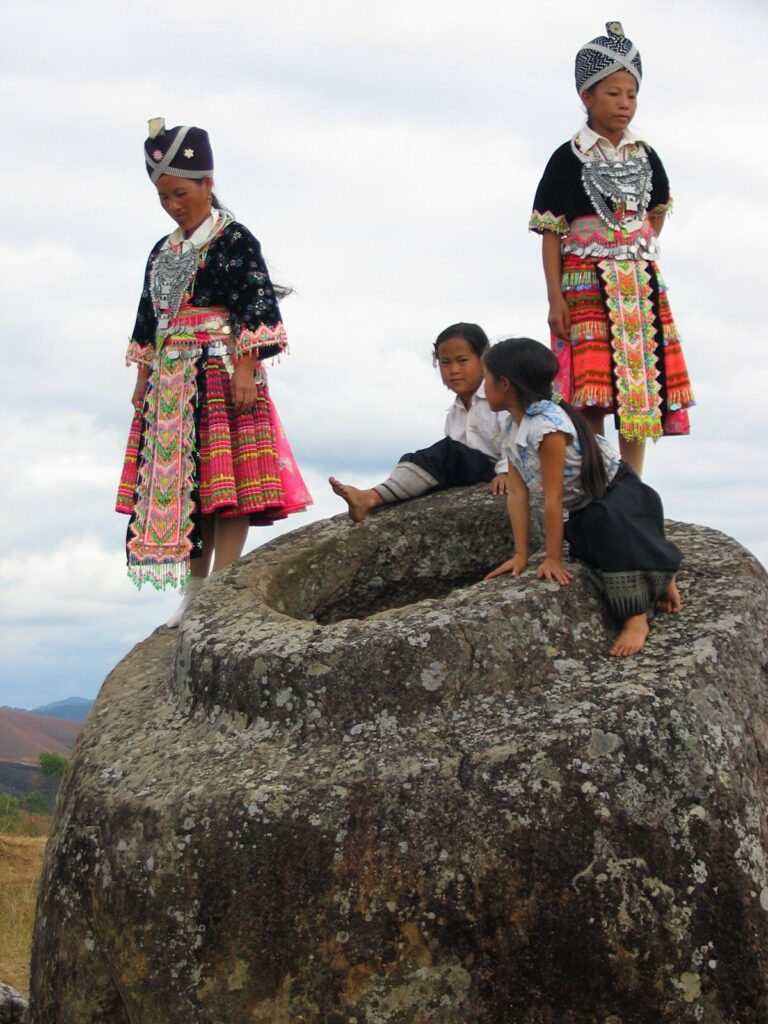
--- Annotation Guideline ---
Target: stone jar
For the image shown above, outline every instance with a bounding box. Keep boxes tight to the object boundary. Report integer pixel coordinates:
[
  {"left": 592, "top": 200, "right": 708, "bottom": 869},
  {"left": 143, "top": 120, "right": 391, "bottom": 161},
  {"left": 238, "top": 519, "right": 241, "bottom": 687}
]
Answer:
[{"left": 30, "top": 487, "right": 768, "bottom": 1022}]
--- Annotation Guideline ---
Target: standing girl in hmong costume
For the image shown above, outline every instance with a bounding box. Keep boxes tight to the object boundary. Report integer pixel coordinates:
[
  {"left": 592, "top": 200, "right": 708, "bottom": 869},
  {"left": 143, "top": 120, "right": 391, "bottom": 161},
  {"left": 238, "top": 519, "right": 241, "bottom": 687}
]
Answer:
[
  {"left": 116, "top": 120, "right": 311, "bottom": 626},
  {"left": 484, "top": 338, "right": 682, "bottom": 658},
  {"left": 529, "top": 22, "right": 694, "bottom": 477}
]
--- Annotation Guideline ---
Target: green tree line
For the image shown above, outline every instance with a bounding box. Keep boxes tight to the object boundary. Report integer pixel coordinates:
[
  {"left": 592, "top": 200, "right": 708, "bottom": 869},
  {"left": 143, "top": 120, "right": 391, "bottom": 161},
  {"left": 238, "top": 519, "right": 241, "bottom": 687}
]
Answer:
[{"left": 0, "top": 751, "right": 69, "bottom": 830}]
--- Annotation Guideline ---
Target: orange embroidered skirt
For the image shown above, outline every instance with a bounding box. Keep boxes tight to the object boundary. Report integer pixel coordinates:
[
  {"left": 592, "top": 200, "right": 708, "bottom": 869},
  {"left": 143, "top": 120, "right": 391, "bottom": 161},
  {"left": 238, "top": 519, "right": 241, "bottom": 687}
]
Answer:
[{"left": 553, "top": 254, "right": 694, "bottom": 440}]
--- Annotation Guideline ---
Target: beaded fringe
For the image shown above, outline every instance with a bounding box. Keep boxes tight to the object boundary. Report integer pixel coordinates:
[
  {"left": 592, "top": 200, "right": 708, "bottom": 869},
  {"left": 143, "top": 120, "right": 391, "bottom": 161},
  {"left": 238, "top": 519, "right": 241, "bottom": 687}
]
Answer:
[{"left": 128, "top": 557, "right": 190, "bottom": 592}]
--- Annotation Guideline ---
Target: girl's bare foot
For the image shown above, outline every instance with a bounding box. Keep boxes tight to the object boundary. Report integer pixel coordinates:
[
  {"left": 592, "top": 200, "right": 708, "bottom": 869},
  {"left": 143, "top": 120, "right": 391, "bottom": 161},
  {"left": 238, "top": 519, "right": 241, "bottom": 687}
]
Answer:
[
  {"left": 329, "top": 477, "right": 385, "bottom": 522},
  {"left": 609, "top": 613, "right": 650, "bottom": 657},
  {"left": 656, "top": 577, "right": 682, "bottom": 614}
]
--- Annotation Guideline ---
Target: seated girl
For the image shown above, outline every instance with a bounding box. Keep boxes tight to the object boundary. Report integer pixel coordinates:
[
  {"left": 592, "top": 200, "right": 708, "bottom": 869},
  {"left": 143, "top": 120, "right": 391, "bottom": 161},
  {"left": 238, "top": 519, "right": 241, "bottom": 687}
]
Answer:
[
  {"left": 483, "top": 337, "right": 682, "bottom": 657},
  {"left": 330, "top": 323, "right": 510, "bottom": 521}
]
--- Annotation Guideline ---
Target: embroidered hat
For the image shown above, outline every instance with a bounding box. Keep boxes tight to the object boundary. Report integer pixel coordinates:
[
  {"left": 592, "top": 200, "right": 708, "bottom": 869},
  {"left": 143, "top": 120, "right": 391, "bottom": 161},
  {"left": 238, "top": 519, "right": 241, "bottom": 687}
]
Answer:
[
  {"left": 144, "top": 118, "right": 214, "bottom": 183},
  {"left": 575, "top": 22, "right": 642, "bottom": 94}
]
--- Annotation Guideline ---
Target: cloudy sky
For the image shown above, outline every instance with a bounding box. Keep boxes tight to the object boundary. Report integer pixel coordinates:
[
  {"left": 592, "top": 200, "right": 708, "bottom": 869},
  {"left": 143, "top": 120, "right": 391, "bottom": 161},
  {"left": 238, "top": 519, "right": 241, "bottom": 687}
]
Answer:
[{"left": 1, "top": 0, "right": 766, "bottom": 710}]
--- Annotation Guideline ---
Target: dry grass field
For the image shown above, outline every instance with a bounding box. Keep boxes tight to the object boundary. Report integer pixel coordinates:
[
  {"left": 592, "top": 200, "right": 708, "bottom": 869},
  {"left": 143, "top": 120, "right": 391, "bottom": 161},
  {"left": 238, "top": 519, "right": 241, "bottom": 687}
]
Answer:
[{"left": 0, "top": 830, "right": 47, "bottom": 997}]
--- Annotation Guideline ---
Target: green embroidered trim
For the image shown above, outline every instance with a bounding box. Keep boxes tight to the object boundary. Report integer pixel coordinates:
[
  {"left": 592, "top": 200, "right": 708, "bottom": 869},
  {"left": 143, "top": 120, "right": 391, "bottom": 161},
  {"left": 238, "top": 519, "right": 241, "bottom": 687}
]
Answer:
[
  {"left": 126, "top": 351, "right": 198, "bottom": 590},
  {"left": 529, "top": 210, "right": 569, "bottom": 236}
]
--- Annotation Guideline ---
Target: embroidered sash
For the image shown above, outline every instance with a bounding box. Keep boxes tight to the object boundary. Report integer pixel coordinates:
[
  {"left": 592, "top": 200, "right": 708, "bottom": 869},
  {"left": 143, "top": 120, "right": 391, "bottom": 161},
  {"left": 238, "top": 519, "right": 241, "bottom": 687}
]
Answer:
[
  {"left": 597, "top": 260, "right": 663, "bottom": 441},
  {"left": 126, "top": 305, "right": 231, "bottom": 589}
]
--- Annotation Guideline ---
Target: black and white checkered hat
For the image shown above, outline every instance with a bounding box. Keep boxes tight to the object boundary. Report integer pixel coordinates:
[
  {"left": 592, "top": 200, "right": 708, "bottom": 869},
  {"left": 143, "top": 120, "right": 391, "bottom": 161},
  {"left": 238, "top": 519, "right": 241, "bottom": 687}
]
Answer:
[{"left": 575, "top": 22, "right": 642, "bottom": 94}]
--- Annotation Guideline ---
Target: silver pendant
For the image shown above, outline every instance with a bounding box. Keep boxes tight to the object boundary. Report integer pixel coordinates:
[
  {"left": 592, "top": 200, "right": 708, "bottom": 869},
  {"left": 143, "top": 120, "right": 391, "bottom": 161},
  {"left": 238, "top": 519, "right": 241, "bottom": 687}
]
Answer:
[
  {"left": 578, "top": 150, "right": 653, "bottom": 233},
  {"left": 149, "top": 246, "right": 199, "bottom": 331}
]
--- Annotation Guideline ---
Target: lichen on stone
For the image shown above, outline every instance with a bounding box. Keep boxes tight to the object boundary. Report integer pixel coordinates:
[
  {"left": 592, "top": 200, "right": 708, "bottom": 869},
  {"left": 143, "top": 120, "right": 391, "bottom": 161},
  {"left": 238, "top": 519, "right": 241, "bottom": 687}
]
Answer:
[{"left": 29, "top": 486, "right": 768, "bottom": 1022}]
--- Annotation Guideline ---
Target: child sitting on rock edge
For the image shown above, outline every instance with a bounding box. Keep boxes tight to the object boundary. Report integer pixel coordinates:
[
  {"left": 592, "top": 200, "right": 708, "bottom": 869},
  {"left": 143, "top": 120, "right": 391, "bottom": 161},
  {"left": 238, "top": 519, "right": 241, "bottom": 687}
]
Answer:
[
  {"left": 330, "top": 323, "right": 510, "bottom": 521},
  {"left": 483, "top": 337, "right": 682, "bottom": 657}
]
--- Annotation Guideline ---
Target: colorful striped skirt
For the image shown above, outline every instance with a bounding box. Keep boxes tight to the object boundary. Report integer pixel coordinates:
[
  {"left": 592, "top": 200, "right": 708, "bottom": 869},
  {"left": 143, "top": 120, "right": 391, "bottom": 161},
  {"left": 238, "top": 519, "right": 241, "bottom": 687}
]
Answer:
[
  {"left": 116, "top": 349, "right": 311, "bottom": 590},
  {"left": 553, "top": 254, "right": 694, "bottom": 441}
]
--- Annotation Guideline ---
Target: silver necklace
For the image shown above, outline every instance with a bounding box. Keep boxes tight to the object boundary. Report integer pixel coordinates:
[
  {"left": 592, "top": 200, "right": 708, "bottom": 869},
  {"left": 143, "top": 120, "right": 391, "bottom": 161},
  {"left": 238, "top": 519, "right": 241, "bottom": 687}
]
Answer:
[
  {"left": 571, "top": 137, "right": 652, "bottom": 233},
  {"left": 149, "top": 245, "right": 200, "bottom": 336}
]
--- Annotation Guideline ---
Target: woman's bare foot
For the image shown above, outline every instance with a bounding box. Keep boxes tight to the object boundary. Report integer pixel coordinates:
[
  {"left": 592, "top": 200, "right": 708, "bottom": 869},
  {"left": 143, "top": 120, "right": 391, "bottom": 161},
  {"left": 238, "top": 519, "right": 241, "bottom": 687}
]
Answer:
[
  {"left": 609, "top": 613, "right": 650, "bottom": 657},
  {"left": 656, "top": 577, "right": 682, "bottom": 614},
  {"left": 329, "top": 477, "right": 385, "bottom": 522}
]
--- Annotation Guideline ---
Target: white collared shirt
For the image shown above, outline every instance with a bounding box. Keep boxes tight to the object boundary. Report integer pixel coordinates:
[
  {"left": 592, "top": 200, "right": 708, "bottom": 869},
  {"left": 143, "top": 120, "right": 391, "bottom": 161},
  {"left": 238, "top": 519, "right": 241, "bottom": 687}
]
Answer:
[
  {"left": 165, "top": 208, "right": 224, "bottom": 251},
  {"left": 444, "top": 381, "right": 510, "bottom": 474},
  {"left": 575, "top": 122, "right": 647, "bottom": 161}
]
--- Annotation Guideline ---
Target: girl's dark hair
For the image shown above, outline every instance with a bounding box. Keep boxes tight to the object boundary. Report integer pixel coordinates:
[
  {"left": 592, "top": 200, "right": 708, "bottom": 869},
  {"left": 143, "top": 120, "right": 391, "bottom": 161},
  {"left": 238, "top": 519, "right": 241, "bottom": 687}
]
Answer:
[
  {"left": 484, "top": 337, "right": 608, "bottom": 500},
  {"left": 432, "top": 322, "right": 489, "bottom": 364}
]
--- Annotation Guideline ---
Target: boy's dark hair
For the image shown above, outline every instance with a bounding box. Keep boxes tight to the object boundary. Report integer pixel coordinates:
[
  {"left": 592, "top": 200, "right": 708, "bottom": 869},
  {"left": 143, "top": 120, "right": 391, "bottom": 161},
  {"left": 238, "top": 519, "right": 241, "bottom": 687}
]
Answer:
[
  {"left": 433, "top": 323, "right": 489, "bottom": 364},
  {"left": 484, "top": 337, "right": 609, "bottom": 501}
]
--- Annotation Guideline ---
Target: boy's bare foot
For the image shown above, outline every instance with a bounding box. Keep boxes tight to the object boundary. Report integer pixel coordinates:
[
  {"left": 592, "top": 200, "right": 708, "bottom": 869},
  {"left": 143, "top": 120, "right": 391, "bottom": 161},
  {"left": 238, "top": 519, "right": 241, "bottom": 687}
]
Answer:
[
  {"left": 656, "top": 577, "right": 682, "bottom": 614},
  {"left": 329, "top": 477, "right": 385, "bottom": 522},
  {"left": 609, "top": 613, "right": 650, "bottom": 657}
]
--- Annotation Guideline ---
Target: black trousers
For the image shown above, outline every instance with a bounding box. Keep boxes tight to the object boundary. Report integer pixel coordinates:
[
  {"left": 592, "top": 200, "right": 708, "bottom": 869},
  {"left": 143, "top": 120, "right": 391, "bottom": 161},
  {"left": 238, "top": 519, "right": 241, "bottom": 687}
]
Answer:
[{"left": 401, "top": 437, "right": 497, "bottom": 487}]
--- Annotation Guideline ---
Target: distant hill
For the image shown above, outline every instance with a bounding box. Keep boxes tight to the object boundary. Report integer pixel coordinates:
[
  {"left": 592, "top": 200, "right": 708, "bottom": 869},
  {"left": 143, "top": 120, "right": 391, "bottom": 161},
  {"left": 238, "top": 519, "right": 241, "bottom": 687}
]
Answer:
[
  {"left": 30, "top": 697, "right": 93, "bottom": 722},
  {"left": 0, "top": 760, "right": 59, "bottom": 801},
  {"left": 0, "top": 708, "right": 82, "bottom": 765}
]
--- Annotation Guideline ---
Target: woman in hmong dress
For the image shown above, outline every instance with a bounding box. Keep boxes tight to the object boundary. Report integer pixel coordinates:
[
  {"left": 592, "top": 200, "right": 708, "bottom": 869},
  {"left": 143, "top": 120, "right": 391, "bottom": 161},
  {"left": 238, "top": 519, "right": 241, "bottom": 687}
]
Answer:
[
  {"left": 116, "top": 120, "right": 311, "bottom": 625},
  {"left": 529, "top": 22, "right": 694, "bottom": 477}
]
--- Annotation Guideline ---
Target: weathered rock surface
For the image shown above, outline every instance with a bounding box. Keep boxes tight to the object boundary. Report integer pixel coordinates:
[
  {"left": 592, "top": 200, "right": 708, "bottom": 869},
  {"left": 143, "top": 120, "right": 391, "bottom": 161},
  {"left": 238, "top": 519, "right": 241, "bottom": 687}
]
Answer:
[
  {"left": 30, "top": 486, "right": 768, "bottom": 1022},
  {"left": 0, "top": 983, "right": 28, "bottom": 1023}
]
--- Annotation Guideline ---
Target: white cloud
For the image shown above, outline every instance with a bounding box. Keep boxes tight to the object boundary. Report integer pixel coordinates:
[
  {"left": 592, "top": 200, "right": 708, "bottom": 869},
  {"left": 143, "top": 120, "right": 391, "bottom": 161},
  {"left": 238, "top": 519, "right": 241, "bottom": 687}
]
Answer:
[{"left": 1, "top": 0, "right": 767, "bottom": 706}]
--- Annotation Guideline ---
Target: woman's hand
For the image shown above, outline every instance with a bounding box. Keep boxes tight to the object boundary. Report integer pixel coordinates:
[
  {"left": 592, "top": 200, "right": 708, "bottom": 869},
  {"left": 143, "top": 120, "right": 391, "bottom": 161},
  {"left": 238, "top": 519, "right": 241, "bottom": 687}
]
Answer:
[
  {"left": 131, "top": 367, "right": 150, "bottom": 411},
  {"left": 231, "top": 360, "right": 259, "bottom": 415},
  {"left": 488, "top": 473, "right": 509, "bottom": 496},
  {"left": 547, "top": 294, "right": 570, "bottom": 342},
  {"left": 537, "top": 557, "right": 573, "bottom": 585},
  {"left": 485, "top": 552, "right": 528, "bottom": 580}
]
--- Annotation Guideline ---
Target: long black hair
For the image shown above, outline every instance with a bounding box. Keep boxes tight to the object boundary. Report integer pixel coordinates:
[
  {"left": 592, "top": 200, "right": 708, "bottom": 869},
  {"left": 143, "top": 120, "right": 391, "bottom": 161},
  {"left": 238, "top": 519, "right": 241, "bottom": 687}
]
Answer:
[
  {"left": 432, "top": 322, "right": 490, "bottom": 364},
  {"left": 484, "top": 338, "right": 608, "bottom": 500},
  {"left": 209, "top": 186, "right": 292, "bottom": 300}
]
